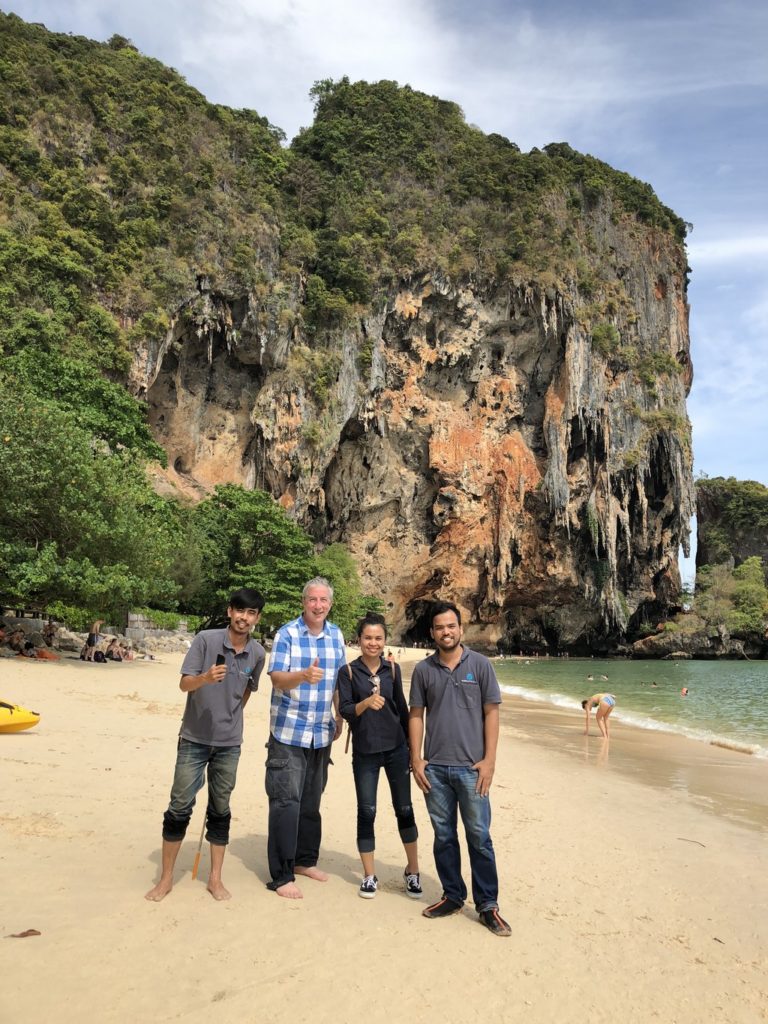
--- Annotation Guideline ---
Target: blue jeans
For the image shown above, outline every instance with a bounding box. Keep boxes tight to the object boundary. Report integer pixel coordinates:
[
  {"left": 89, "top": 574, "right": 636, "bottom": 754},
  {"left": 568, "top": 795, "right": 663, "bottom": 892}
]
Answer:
[
  {"left": 352, "top": 742, "right": 418, "bottom": 853},
  {"left": 264, "top": 736, "right": 331, "bottom": 889},
  {"left": 162, "top": 739, "right": 241, "bottom": 846},
  {"left": 424, "top": 764, "right": 499, "bottom": 913}
]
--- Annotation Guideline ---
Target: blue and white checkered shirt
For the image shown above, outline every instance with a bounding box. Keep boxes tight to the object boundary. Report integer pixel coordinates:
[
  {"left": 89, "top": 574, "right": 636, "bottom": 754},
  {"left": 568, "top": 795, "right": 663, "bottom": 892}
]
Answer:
[{"left": 268, "top": 614, "right": 346, "bottom": 748}]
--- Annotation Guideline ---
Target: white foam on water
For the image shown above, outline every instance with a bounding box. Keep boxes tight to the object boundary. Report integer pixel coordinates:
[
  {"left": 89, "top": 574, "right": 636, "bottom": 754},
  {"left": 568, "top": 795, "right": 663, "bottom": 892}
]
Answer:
[{"left": 500, "top": 683, "right": 768, "bottom": 759}]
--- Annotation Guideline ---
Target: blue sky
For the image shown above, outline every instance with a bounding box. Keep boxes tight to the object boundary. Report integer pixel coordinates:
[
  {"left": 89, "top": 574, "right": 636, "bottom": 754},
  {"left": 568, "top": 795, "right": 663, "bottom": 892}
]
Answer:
[{"left": 6, "top": 1, "right": 768, "bottom": 575}]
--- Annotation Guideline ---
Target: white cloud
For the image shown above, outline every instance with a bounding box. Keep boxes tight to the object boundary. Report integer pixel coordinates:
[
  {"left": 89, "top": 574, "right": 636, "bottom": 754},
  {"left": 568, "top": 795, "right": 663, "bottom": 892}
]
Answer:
[
  {"left": 744, "top": 292, "right": 768, "bottom": 331},
  {"left": 688, "top": 235, "right": 768, "bottom": 265}
]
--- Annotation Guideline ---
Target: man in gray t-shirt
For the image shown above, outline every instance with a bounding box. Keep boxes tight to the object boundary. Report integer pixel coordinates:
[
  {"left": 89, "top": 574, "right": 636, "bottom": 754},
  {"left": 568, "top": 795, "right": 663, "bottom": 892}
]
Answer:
[
  {"left": 145, "top": 589, "right": 265, "bottom": 903},
  {"left": 409, "top": 601, "right": 511, "bottom": 936}
]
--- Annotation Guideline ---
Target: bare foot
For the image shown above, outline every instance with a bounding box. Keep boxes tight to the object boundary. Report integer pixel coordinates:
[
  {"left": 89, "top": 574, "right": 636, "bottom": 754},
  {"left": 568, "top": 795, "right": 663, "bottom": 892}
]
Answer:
[
  {"left": 145, "top": 878, "right": 173, "bottom": 902},
  {"left": 276, "top": 881, "right": 303, "bottom": 899},
  {"left": 207, "top": 878, "right": 231, "bottom": 901},
  {"left": 295, "top": 866, "right": 328, "bottom": 882}
]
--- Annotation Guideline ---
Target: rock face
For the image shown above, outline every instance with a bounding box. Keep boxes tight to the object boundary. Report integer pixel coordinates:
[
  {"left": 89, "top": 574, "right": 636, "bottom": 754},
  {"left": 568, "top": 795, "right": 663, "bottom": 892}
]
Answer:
[{"left": 139, "top": 194, "right": 693, "bottom": 653}]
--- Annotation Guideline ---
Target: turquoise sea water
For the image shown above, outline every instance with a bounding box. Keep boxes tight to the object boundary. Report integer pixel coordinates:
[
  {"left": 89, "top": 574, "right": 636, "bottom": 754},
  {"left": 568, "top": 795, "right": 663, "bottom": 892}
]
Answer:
[{"left": 494, "top": 658, "right": 768, "bottom": 758}]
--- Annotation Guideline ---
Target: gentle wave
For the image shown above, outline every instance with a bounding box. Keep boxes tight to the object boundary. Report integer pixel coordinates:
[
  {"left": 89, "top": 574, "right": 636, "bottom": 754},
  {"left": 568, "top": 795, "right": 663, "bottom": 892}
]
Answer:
[{"left": 499, "top": 683, "right": 768, "bottom": 759}]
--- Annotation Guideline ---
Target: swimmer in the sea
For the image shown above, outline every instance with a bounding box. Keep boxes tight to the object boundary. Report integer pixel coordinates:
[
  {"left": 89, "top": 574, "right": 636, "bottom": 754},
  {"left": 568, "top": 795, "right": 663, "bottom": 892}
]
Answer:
[{"left": 581, "top": 693, "right": 616, "bottom": 739}]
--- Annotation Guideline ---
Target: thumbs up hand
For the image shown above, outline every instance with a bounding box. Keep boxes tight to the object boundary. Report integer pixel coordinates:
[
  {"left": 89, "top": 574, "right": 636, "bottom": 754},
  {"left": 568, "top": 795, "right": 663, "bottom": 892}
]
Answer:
[{"left": 304, "top": 657, "right": 323, "bottom": 684}]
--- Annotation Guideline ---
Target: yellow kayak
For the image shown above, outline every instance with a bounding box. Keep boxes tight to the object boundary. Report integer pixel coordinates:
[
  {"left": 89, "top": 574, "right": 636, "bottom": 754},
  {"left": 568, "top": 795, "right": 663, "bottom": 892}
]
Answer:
[{"left": 0, "top": 701, "right": 40, "bottom": 733}]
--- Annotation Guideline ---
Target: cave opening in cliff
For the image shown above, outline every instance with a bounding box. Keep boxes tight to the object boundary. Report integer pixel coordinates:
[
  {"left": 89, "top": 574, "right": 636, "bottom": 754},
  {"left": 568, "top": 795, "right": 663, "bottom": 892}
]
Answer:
[
  {"left": 567, "top": 414, "right": 607, "bottom": 473},
  {"left": 403, "top": 583, "right": 449, "bottom": 645},
  {"left": 243, "top": 425, "right": 280, "bottom": 495},
  {"left": 644, "top": 441, "right": 669, "bottom": 513},
  {"left": 540, "top": 622, "right": 561, "bottom": 654}
]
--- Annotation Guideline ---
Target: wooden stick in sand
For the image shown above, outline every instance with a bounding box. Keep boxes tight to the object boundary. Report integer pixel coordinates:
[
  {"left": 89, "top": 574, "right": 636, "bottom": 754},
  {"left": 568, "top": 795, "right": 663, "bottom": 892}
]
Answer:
[
  {"left": 191, "top": 811, "right": 206, "bottom": 881},
  {"left": 191, "top": 761, "right": 211, "bottom": 881}
]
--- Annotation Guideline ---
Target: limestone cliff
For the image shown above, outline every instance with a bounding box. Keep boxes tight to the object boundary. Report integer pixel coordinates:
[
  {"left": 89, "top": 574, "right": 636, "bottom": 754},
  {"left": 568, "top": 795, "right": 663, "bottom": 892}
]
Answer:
[
  {"left": 140, "top": 195, "right": 693, "bottom": 652},
  {"left": 0, "top": 15, "right": 694, "bottom": 650}
]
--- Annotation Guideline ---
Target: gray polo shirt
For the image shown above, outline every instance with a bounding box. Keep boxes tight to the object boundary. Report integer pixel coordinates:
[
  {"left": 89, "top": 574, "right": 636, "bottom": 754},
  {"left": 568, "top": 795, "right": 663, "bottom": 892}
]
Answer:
[
  {"left": 179, "top": 628, "right": 265, "bottom": 747},
  {"left": 409, "top": 646, "right": 501, "bottom": 766}
]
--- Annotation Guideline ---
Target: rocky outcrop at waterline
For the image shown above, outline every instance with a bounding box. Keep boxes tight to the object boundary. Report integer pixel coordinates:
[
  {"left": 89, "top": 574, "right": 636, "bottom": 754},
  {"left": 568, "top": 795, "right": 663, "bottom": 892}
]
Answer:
[{"left": 630, "top": 630, "right": 750, "bottom": 660}]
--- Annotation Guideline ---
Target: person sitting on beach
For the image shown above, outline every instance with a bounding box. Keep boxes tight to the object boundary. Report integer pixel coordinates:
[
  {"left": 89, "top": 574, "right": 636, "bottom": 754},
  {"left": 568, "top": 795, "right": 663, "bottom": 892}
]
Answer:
[
  {"left": 42, "top": 619, "right": 57, "bottom": 647},
  {"left": 0, "top": 625, "right": 15, "bottom": 657},
  {"left": 337, "top": 612, "right": 421, "bottom": 901},
  {"left": 19, "top": 639, "right": 60, "bottom": 661},
  {"left": 145, "top": 588, "right": 266, "bottom": 903},
  {"left": 105, "top": 639, "right": 123, "bottom": 662},
  {"left": 581, "top": 693, "right": 616, "bottom": 738},
  {"left": 84, "top": 619, "right": 104, "bottom": 662},
  {"left": 120, "top": 643, "right": 135, "bottom": 661},
  {"left": 8, "top": 628, "right": 27, "bottom": 653}
]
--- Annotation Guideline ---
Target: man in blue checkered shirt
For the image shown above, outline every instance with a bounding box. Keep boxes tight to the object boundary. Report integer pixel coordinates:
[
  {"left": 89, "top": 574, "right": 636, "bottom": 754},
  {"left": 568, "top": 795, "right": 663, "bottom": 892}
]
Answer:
[{"left": 265, "top": 577, "right": 346, "bottom": 897}]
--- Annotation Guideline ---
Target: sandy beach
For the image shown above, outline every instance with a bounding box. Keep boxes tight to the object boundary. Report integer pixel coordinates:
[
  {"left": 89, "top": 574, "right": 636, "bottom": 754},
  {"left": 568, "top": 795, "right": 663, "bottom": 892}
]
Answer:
[{"left": 2, "top": 651, "right": 767, "bottom": 1024}]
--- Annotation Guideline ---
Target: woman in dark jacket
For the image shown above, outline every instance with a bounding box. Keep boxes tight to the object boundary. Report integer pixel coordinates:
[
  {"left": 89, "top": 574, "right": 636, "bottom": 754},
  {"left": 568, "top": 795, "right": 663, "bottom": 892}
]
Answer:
[{"left": 338, "top": 612, "right": 421, "bottom": 900}]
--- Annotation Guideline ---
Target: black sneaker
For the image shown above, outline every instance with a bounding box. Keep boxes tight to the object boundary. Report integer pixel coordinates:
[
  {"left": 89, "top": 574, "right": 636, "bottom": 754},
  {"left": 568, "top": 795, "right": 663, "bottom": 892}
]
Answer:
[
  {"left": 359, "top": 875, "right": 378, "bottom": 899},
  {"left": 422, "top": 896, "right": 463, "bottom": 918},
  {"left": 403, "top": 870, "right": 423, "bottom": 899},
  {"left": 479, "top": 908, "right": 511, "bottom": 936}
]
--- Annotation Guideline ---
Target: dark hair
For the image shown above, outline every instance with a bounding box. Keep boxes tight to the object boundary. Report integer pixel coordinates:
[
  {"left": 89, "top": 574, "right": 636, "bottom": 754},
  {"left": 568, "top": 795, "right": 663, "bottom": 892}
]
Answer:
[
  {"left": 429, "top": 601, "right": 461, "bottom": 627},
  {"left": 356, "top": 611, "right": 387, "bottom": 639},
  {"left": 581, "top": 699, "right": 589, "bottom": 709},
  {"left": 228, "top": 588, "right": 265, "bottom": 612}
]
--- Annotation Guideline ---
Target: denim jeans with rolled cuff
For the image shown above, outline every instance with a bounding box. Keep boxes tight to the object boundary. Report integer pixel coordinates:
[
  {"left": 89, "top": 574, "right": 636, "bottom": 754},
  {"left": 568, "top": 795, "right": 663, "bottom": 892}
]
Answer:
[{"left": 161, "top": 738, "right": 241, "bottom": 846}]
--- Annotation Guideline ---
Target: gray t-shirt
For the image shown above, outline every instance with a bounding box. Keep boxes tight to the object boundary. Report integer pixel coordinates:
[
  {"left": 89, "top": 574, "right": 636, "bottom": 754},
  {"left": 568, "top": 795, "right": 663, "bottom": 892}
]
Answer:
[
  {"left": 409, "top": 646, "right": 501, "bottom": 766},
  {"left": 179, "top": 628, "right": 265, "bottom": 746}
]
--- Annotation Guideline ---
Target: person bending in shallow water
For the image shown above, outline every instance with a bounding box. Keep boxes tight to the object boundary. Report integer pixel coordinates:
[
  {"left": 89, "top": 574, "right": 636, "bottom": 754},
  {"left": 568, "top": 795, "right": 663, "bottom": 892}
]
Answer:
[{"left": 581, "top": 693, "right": 616, "bottom": 738}]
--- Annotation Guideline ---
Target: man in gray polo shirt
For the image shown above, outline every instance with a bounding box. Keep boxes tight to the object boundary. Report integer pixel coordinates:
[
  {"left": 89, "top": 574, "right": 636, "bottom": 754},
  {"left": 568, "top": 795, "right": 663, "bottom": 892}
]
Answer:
[
  {"left": 409, "top": 601, "right": 511, "bottom": 936},
  {"left": 145, "top": 588, "right": 265, "bottom": 902}
]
